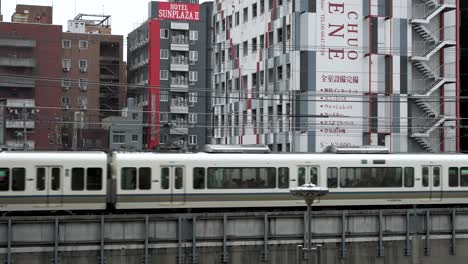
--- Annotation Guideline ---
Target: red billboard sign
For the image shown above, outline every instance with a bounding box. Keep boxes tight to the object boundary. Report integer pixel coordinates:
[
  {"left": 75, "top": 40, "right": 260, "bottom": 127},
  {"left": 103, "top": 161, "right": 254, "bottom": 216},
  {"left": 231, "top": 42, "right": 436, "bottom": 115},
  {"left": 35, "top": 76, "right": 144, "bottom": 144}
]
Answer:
[{"left": 158, "top": 2, "right": 200, "bottom": 21}]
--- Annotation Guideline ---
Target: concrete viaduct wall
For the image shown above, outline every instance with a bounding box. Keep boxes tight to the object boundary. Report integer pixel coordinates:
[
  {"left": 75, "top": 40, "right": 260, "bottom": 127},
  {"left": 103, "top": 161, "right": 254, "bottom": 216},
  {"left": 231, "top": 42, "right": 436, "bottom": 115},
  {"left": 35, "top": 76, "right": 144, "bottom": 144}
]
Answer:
[{"left": 1, "top": 208, "right": 468, "bottom": 264}]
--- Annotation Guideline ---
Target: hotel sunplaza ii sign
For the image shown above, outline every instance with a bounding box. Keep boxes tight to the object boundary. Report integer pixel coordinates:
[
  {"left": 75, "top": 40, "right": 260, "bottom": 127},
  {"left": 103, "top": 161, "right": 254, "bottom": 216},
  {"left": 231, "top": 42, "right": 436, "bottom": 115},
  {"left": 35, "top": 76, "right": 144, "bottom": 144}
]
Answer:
[{"left": 158, "top": 2, "right": 200, "bottom": 21}]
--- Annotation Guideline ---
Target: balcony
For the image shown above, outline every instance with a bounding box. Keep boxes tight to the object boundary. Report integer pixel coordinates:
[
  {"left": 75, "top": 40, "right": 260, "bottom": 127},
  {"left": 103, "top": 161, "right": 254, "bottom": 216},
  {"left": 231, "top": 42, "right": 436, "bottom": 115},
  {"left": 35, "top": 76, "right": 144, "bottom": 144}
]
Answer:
[
  {"left": 0, "top": 38, "right": 36, "bottom": 48},
  {"left": 170, "top": 77, "right": 189, "bottom": 92},
  {"left": 6, "top": 140, "right": 35, "bottom": 150},
  {"left": 6, "top": 120, "right": 35, "bottom": 129},
  {"left": 170, "top": 126, "right": 189, "bottom": 135},
  {"left": 171, "top": 35, "right": 189, "bottom": 51},
  {"left": 0, "top": 76, "right": 35, "bottom": 88},
  {"left": 6, "top": 99, "right": 35, "bottom": 108},
  {"left": 170, "top": 57, "right": 189, "bottom": 72},
  {"left": 170, "top": 104, "right": 189, "bottom": 114},
  {"left": 0, "top": 57, "right": 36, "bottom": 68}
]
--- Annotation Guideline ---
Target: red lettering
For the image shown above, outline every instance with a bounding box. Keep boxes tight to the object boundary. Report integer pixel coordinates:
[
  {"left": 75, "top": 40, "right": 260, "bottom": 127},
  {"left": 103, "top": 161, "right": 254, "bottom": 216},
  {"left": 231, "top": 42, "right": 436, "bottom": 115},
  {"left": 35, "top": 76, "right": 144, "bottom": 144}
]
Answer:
[
  {"left": 328, "top": 24, "right": 345, "bottom": 38},
  {"left": 347, "top": 24, "right": 358, "bottom": 34},
  {"left": 347, "top": 51, "right": 358, "bottom": 60},
  {"left": 328, "top": 49, "right": 345, "bottom": 60},
  {"left": 328, "top": 3, "right": 345, "bottom": 14}
]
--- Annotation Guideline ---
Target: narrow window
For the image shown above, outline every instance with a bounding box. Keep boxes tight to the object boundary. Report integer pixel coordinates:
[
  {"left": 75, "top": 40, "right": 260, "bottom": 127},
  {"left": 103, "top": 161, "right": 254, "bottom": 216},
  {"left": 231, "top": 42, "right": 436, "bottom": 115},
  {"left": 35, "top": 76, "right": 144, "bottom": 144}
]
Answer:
[
  {"left": 139, "top": 168, "right": 151, "bottom": 190},
  {"left": 51, "top": 168, "right": 61, "bottom": 191},
  {"left": 327, "top": 168, "right": 338, "bottom": 188},
  {"left": 36, "top": 168, "right": 45, "bottom": 191},
  {"left": 0, "top": 168, "right": 9, "bottom": 191},
  {"left": 298, "top": 167, "right": 306, "bottom": 186},
  {"left": 193, "top": 167, "right": 205, "bottom": 189},
  {"left": 121, "top": 167, "right": 137, "bottom": 190},
  {"left": 12, "top": 168, "right": 25, "bottom": 191},
  {"left": 461, "top": 168, "right": 468, "bottom": 186},
  {"left": 161, "top": 168, "right": 170, "bottom": 189},
  {"left": 278, "top": 167, "right": 289, "bottom": 189},
  {"left": 404, "top": 167, "right": 415, "bottom": 187},
  {"left": 433, "top": 167, "right": 440, "bottom": 187},
  {"left": 310, "top": 167, "right": 318, "bottom": 185},
  {"left": 422, "top": 167, "right": 429, "bottom": 187},
  {"left": 72, "top": 168, "right": 85, "bottom": 190},
  {"left": 175, "top": 167, "right": 183, "bottom": 189},
  {"left": 87, "top": 168, "right": 103, "bottom": 190},
  {"left": 449, "top": 167, "right": 459, "bottom": 187}
]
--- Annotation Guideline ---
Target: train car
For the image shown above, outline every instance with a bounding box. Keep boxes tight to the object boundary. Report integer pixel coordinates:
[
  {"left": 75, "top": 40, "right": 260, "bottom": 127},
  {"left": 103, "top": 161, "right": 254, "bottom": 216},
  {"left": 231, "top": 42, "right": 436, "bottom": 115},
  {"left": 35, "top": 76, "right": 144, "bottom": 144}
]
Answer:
[
  {"left": 112, "top": 151, "right": 468, "bottom": 209},
  {"left": 0, "top": 152, "right": 108, "bottom": 211}
]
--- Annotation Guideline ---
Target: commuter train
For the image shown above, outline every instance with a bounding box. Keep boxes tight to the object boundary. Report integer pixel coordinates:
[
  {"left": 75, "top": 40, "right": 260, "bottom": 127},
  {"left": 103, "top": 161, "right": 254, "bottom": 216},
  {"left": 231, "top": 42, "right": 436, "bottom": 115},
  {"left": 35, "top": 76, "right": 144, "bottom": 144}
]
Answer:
[{"left": 1, "top": 148, "right": 468, "bottom": 211}]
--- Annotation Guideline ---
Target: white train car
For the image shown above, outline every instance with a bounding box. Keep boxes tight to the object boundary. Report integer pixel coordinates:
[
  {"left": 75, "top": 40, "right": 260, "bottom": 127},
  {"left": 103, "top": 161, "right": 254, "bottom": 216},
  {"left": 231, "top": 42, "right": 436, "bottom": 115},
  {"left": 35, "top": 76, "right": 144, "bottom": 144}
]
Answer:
[
  {"left": 112, "top": 152, "right": 468, "bottom": 209},
  {"left": 0, "top": 152, "right": 108, "bottom": 211}
]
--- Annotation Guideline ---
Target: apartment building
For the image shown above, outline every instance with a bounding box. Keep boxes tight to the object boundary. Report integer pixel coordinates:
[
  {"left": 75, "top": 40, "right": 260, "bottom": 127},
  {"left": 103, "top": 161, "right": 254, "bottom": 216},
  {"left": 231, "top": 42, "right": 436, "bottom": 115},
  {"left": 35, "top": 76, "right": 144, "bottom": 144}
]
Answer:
[
  {"left": 127, "top": 0, "right": 213, "bottom": 151},
  {"left": 211, "top": 0, "right": 459, "bottom": 153}
]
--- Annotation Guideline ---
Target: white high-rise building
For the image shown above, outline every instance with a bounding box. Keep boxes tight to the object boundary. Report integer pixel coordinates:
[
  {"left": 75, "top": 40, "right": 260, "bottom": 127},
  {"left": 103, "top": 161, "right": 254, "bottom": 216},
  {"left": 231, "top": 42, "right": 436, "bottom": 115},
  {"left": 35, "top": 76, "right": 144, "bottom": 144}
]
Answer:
[{"left": 211, "top": 0, "right": 459, "bottom": 153}]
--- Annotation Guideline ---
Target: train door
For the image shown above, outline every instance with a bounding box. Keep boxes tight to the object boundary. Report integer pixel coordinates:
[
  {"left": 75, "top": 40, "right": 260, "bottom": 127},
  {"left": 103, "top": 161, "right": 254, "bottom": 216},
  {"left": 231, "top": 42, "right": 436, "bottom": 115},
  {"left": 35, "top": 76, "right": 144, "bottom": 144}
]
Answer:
[
  {"left": 160, "top": 166, "right": 186, "bottom": 205},
  {"left": 36, "top": 166, "right": 63, "bottom": 207},
  {"left": 421, "top": 166, "right": 442, "bottom": 201},
  {"left": 296, "top": 166, "right": 320, "bottom": 186}
]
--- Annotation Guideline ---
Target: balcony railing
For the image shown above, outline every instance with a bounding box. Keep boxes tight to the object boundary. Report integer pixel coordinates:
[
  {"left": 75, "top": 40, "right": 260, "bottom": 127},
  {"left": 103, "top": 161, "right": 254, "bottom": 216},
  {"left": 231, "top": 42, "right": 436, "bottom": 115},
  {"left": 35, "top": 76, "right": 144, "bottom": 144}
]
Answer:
[
  {"left": 171, "top": 35, "right": 189, "bottom": 45},
  {"left": 171, "top": 57, "right": 189, "bottom": 65}
]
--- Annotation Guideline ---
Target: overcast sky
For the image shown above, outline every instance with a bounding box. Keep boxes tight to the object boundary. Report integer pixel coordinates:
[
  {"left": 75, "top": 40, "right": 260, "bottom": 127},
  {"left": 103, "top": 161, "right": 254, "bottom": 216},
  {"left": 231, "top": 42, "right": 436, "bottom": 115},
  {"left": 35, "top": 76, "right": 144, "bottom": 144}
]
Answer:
[{"left": 2, "top": 0, "right": 211, "bottom": 43}]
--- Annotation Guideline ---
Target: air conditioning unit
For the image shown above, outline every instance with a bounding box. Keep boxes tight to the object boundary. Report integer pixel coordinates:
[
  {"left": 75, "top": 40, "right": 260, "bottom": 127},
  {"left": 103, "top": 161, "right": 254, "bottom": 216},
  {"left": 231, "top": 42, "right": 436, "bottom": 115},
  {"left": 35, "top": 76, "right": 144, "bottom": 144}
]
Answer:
[
  {"left": 63, "top": 86, "right": 69, "bottom": 91},
  {"left": 63, "top": 104, "right": 70, "bottom": 109},
  {"left": 80, "top": 67, "right": 87, "bottom": 73},
  {"left": 80, "top": 86, "right": 87, "bottom": 91},
  {"left": 79, "top": 105, "right": 87, "bottom": 110},
  {"left": 62, "top": 66, "right": 70, "bottom": 72}
]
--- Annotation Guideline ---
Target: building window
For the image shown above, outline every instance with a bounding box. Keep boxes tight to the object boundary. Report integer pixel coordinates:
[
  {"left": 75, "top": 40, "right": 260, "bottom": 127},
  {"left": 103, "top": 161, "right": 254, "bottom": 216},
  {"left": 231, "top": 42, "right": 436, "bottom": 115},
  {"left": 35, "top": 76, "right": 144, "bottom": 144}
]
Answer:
[
  {"left": 160, "top": 90, "right": 169, "bottom": 101},
  {"left": 189, "top": 51, "right": 198, "bottom": 62},
  {"left": 62, "top": 39, "right": 71, "bottom": 49},
  {"left": 161, "top": 135, "right": 168, "bottom": 144},
  {"left": 286, "top": 64, "right": 291, "bottom": 79},
  {"left": 243, "top": 41, "right": 248, "bottom": 56},
  {"left": 160, "top": 29, "right": 169, "bottom": 39},
  {"left": 260, "top": 0, "right": 265, "bottom": 13},
  {"left": 286, "top": 24, "right": 291, "bottom": 40},
  {"left": 252, "top": 3, "right": 258, "bottom": 18},
  {"left": 189, "top": 92, "right": 198, "bottom": 103},
  {"left": 160, "top": 70, "right": 169, "bottom": 80},
  {"left": 62, "top": 59, "right": 71, "bottom": 69},
  {"left": 79, "top": 60, "right": 88, "bottom": 71},
  {"left": 79, "top": 40, "right": 88, "bottom": 49},
  {"left": 62, "top": 78, "right": 71, "bottom": 88},
  {"left": 277, "top": 65, "right": 283, "bottom": 80},
  {"left": 160, "top": 49, "right": 169, "bottom": 59},
  {"left": 189, "top": 30, "right": 198, "bottom": 41},
  {"left": 61, "top": 96, "right": 70, "bottom": 107},
  {"left": 243, "top": 7, "right": 248, "bottom": 23},
  {"left": 160, "top": 112, "right": 168, "bottom": 122},
  {"left": 252, "top": 37, "right": 257, "bottom": 53},
  {"left": 113, "top": 131, "right": 125, "bottom": 144},
  {"left": 189, "top": 113, "right": 197, "bottom": 124},
  {"left": 235, "top": 12, "right": 240, "bottom": 26},
  {"left": 189, "top": 71, "right": 198, "bottom": 82},
  {"left": 78, "top": 96, "right": 88, "bottom": 108},
  {"left": 132, "top": 135, "right": 138, "bottom": 142},
  {"left": 277, "top": 28, "right": 283, "bottom": 43},
  {"left": 189, "top": 135, "right": 197, "bottom": 145},
  {"left": 79, "top": 78, "right": 88, "bottom": 90}
]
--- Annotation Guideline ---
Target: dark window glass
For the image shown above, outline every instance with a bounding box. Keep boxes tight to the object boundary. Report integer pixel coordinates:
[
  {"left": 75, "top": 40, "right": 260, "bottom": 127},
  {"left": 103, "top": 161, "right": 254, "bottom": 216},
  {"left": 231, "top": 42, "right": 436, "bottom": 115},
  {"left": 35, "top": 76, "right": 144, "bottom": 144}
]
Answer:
[
  {"left": 298, "top": 167, "right": 306, "bottom": 186},
  {"left": 327, "top": 168, "right": 338, "bottom": 188},
  {"left": 121, "top": 167, "right": 137, "bottom": 190},
  {"left": 87, "top": 168, "right": 103, "bottom": 190},
  {"left": 433, "top": 167, "right": 440, "bottom": 187},
  {"left": 460, "top": 168, "right": 468, "bottom": 187},
  {"left": 0, "top": 168, "right": 9, "bottom": 191},
  {"left": 161, "top": 168, "right": 170, "bottom": 189},
  {"left": 139, "top": 167, "right": 151, "bottom": 190},
  {"left": 310, "top": 167, "right": 318, "bottom": 185},
  {"left": 339, "top": 167, "right": 402, "bottom": 188},
  {"left": 278, "top": 167, "right": 289, "bottom": 188},
  {"left": 72, "top": 168, "right": 85, "bottom": 190},
  {"left": 449, "top": 167, "right": 459, "bottom": 187},
  {"left": 193, "top": 168, "right": 205, "bottom": 189},
  {"left": 404, "top": 167, "right": 414, "bottom": 187},
  {"left": 207, "top": 167, "right": 276, "bottom": 189},
  {"left": 175, "top": 167, "right": 183, "bottom": 189},
  {"left": 422, "top": 167, "right": 429, "bottom": 187},
  {"left": 36, "top": 168, "right": 45, "bottom": 191},
  {"left": 12, "top": 168, "right": 25, "bottom": 191},
  {"left": 51, "top": 168, "right": 61, "bottom": 191}
]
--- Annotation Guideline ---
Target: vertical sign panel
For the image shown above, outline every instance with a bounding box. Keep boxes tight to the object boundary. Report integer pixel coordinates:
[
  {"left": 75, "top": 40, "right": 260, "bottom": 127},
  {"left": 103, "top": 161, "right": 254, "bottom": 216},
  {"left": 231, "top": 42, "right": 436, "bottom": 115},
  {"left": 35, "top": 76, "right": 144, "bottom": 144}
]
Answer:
[
  {"left": 148, "top": 19, "right": 161, "bottom": 149},
  {"left": 315, "top": 1, "right": 365, "bottom": 151}
]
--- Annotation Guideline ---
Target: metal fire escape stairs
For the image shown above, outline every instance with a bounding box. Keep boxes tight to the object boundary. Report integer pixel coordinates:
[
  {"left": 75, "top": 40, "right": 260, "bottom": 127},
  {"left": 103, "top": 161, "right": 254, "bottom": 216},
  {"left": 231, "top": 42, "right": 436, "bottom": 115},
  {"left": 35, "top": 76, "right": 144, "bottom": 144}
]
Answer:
[{"left": 409, "top": 0, "right": 456, "bottom": 152}]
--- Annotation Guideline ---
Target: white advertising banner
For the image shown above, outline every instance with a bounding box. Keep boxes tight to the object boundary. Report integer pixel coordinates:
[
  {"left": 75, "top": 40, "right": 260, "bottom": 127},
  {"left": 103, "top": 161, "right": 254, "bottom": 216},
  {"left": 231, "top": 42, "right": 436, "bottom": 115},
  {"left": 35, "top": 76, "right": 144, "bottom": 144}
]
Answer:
[{"left": 315, "top": 0, "right": 365, "bottom": 151}]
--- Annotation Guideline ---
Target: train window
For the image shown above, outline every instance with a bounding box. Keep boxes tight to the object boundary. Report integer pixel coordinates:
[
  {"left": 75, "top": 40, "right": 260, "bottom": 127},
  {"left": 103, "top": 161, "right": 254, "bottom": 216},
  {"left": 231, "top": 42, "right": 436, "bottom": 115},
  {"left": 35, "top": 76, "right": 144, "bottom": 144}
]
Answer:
[
  {"left": 51, "top": 168, "right": 61, "bottom": 191},
  {"left": 72, "top": 168, "right": 85, "bottom": 190},
  {"left": 36, "top": 168, "right": 45, "bottom": 191},
  {"left": 433, "top": 167, "right": 440, "bottom": 187},
  {"left": 121, "top": 167, "right": 137, "bottom": 190},
  {"left": 0, "top": 168, "right": 9, "bottom": 191},
  {"left": 87, "top": 168, "right": 103, "bottom": 190},
  {"left": 12, "top": 168, "right": 25, "bottom": 191},
  {"left": 298, "top": 167, "right": 306, "bottom": 186},
  {"left": 278, "top": 167, "right": 289, "bottom": 189},
  {"left": 139, "top": 168, "right": 151, "bottom": 190},
  {"left": 460, "top": 168, "right": 468, "bottom": 187},
  {"left": 327, "top": 168, "right": 338, "bottom": 188},
  {"left": 404, "top": 168, "right": 414, "bottom": 188},
  {"left": 449, "top": 168, "right": 459, "bottom": 187},
  {"left": 175, "top": 167, "right": 183, "bottom": 189},
  {"left": 340, "top": 167, "right": 402, "bottom": 188},
  {"left": 161, "top": 168, "right": 170, "bottom": 189},
  {"left": 422, "top": 167, "right": 429, "bottom": 187},
  {"left": 310, "top": 167, "right": 318, "bottom": 185},
  {"left": 193, "top": 168, "right": 205, "bottom": 189},
  {"left": 207, "top": 167, "right": 277, "bottom": 189}
]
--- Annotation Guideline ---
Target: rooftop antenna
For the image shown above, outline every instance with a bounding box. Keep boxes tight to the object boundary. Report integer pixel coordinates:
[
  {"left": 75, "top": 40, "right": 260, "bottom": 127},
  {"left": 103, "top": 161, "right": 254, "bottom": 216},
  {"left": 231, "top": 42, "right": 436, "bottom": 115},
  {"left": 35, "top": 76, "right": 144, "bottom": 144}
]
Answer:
[{"left": 74, "top": 0, "right": 77, "bottom": 16}]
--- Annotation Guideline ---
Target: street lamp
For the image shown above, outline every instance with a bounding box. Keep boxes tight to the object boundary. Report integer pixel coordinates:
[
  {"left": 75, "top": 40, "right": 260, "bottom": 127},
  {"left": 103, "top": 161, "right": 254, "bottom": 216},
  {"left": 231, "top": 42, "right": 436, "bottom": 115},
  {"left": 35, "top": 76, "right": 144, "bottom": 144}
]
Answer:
[{"left": 290, "top": 183, "right": 329, "bottom": 264}]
